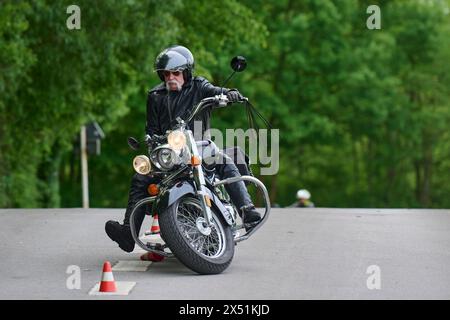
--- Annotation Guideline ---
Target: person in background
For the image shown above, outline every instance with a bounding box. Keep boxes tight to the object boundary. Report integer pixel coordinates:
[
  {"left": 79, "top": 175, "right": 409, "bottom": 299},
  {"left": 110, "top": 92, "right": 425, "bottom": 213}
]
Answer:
[{"left": 289, "top": 189, "right": 315, "bottom": 208}]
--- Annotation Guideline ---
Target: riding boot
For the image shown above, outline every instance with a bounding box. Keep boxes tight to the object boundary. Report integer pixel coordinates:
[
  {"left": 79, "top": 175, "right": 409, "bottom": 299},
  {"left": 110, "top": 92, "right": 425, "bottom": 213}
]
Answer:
[
  {"left": 224, "top": 180, "right": 261, "bottom": 228},
  {"left": 105, "top": 173, "right": 156, "bottom": 252},
  {"left": 212, "top": 151, "right": 262, "bottom": 230},
  {"left": 219, "top": 161, "right": 262, "bottom": 229}
]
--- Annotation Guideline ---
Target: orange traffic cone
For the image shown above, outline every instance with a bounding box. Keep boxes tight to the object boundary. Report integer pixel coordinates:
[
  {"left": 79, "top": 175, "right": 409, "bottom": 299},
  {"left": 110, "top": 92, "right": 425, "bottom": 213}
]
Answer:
[
  {"left": 140, "top": 252, "right": 165, "bottom": 262},
  {"left": 150, "top": 214, "right": 160, "bottom": 234},
  {"left": 99, "top": 261, "right": 117, "bottom": 293}
]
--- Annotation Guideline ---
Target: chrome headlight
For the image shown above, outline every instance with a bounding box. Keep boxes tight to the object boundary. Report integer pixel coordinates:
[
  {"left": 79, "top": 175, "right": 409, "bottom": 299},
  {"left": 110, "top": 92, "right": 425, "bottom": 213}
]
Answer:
[
  {"left": 150, "top": 146, "right": 180, "bottom": 171},
  {"left": 133, "top": 155, "right": 151, "bottom": 175},
  {"left": 167, "top": 130, "right": 187, "bottom": 151}
]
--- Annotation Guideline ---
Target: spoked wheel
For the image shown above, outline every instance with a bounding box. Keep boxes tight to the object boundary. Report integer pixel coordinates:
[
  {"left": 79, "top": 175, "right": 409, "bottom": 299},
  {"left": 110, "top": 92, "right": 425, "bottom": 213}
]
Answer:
[{"left": 159, "top": 196, "right": 234, "bottom": 274}]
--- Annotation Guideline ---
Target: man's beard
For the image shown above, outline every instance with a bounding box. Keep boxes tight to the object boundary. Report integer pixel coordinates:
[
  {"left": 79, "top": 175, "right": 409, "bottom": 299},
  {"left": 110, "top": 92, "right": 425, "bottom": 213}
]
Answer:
[{"left": 166, "top": 80, "right": 182, "bottom": 91}]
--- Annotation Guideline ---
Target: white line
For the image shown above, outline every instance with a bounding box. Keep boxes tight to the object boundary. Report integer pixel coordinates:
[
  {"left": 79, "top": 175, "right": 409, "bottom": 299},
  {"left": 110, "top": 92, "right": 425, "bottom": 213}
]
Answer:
[{"left": 112, "top": 260, "right": 152, "bottom": 272}]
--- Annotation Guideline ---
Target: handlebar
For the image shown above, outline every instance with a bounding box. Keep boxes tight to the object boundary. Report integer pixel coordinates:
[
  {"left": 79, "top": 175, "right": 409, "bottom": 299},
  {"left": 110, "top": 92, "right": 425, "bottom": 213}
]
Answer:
[
  {"left": 186, "top": 94, "right": 248, "bottom": 123},
  {"left": 144, "top": 95, "right": 249, "bottom": 144}
]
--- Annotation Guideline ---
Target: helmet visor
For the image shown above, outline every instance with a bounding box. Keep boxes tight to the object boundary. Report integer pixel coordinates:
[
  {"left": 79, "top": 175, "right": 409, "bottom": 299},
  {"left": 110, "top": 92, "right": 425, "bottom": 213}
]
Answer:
[{"left": 155, "top": 51, "right": 188, "bottom": 72}]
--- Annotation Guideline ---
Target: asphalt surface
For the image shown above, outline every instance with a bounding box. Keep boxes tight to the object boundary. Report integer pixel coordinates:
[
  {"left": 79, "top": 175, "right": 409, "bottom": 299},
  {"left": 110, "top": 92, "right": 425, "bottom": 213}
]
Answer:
[{"left": 0, "top": 208, "right": 449, "bottom": 300}]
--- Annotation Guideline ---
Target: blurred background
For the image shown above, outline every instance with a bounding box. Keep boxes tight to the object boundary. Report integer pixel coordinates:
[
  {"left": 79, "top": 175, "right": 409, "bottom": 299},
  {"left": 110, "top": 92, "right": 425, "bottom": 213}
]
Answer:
[{"left": 1, "top": 0, "right": 449, "bottom": 209}]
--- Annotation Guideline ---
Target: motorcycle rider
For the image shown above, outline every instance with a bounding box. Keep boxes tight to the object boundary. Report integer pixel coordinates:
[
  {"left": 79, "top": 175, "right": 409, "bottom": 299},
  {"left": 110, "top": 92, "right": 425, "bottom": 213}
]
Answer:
[{"left": 105, "top": 45, "right": 262, "bottom": 253}]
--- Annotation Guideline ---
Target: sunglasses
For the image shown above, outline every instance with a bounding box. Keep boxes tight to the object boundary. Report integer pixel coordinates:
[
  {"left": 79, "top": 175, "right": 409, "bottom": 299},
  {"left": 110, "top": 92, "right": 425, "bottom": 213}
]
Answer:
[{"left": 163, "top": 70, "right": 182, "bottom": 77}]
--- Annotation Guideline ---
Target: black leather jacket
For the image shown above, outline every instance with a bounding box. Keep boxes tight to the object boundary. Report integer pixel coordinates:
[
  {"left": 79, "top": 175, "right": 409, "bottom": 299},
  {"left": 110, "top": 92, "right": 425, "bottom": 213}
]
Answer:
[{"left": 145, "top": 76, "right": 233, "bottom": 139}]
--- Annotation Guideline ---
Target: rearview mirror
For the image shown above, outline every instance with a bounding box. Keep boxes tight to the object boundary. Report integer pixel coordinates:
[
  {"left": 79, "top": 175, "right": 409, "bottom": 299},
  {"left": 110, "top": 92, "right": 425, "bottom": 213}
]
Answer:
[
  {"left": 230, "top": 56, "right": 247, "bottom": 72},
  {"left": 127, "top": 137, "right": 140, "bottom": 150}
]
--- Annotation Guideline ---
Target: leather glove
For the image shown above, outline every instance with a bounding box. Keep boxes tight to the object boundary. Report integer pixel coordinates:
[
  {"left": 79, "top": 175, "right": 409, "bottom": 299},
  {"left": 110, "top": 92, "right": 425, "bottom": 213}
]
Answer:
[{"left": 226, "top": 90, "right": 244, "bottom": 103}]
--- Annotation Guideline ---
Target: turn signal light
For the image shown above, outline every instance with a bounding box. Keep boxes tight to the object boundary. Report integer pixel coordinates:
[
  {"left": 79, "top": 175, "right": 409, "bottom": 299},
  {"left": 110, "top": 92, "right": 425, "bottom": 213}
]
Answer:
[
  {"left": 147, "top": 184, "right": 159, "bottom": 196},
  {"left": 191, "top": 155, "right": 201, "bottom": 166}
]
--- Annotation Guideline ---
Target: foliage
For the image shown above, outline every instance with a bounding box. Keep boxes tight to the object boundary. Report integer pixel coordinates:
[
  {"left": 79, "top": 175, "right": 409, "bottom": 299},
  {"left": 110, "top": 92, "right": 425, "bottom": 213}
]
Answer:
[{"left": 1, "top": 0, "right": 449, "bottom": 208}]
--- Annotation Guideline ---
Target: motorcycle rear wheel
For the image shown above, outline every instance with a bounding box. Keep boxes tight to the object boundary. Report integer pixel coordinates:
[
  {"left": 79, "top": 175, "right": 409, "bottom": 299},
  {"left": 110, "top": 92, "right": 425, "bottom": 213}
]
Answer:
[{"left": 159, "top": 196, "right": 234, "bottom": 275}]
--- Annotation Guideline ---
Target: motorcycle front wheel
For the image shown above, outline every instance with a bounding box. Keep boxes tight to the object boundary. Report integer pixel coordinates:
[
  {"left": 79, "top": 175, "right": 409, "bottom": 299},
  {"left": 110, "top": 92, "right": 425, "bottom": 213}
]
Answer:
[{"left": 159, "top": 196, "right": 234, "bottom": 275}]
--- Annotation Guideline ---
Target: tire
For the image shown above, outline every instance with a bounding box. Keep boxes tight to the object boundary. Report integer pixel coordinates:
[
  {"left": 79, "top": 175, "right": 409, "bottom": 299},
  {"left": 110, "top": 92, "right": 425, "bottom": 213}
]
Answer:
[{"left": 159, "top": 196, "right": 234, "bottom": 275}]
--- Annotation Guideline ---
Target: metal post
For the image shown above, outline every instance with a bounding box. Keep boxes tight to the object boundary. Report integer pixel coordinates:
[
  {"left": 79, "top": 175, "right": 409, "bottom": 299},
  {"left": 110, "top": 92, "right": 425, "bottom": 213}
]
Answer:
[{"left": 80, "top": 125, "right": 89, "bottom": 208}]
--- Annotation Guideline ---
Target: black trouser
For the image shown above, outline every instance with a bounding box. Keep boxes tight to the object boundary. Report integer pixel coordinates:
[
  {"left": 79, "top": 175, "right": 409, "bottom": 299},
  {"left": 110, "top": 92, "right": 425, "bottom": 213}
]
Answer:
[{"left": 123, "top": 150, "right": 253, "bottom": 231}]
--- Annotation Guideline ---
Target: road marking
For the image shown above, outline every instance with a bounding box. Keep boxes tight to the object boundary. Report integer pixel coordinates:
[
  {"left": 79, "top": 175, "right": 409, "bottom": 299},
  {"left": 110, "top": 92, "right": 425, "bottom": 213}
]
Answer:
[
  {"left": 112, "top": 260, "right": 152, "bottom": 272},
  {"left": 140, "top": 233, "right": 164, "bottom": 244},
  {"left": 88, "top": 281, "right": 136, "bottom": 296}
]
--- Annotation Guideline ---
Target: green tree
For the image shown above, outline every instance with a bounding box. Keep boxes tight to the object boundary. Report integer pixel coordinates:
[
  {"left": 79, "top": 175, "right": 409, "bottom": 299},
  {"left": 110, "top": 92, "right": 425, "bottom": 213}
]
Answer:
[
  {"left": 0, "top": 0, "right": 181, "bottom": 207},
  {"left": 60, "top": 0, "right": 268, "bottom": 208},
  {"left": 1, "top": 0, "right": 450, "bottom": 210}
]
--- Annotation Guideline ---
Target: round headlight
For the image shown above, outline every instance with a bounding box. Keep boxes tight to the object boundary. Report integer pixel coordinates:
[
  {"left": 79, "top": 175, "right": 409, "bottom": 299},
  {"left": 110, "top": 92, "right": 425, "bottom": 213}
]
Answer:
[
  {"left": 133, "top": 155, "right": 151, "bottom": 175},
  {"left": 167, "top": 130, "right": 187, "bottom": 151},
  {"left": 156, "top": 148, "right": 178, "bottom": 170}
]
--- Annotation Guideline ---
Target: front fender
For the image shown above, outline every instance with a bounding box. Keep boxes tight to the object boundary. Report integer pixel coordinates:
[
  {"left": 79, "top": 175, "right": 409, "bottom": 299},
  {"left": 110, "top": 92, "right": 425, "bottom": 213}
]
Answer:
[{"left": 156, "top": 180, "right": 234, "bottom": 226}]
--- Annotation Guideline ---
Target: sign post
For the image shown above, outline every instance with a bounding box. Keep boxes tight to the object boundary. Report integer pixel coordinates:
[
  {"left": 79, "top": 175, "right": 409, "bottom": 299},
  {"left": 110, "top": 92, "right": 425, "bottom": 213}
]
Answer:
[
  {"left": 80, "top": 125, "right": 89, "bottom": 208},
  {"left": 80, "top": 121, "right": 105, "bottom": 208}
]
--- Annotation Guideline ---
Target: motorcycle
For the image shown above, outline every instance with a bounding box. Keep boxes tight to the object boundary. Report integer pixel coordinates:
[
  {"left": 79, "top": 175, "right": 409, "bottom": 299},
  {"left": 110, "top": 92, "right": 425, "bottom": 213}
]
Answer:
[{"left": 127, "top": 56, "right": 271, "bottom": 275}]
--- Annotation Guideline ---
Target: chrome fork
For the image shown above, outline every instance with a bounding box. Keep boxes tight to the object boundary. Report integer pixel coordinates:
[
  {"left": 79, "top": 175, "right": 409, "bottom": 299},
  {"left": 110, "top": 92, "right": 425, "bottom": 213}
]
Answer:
[{"left": 185, "top": 129, "right": 213, "bottom": 227}]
